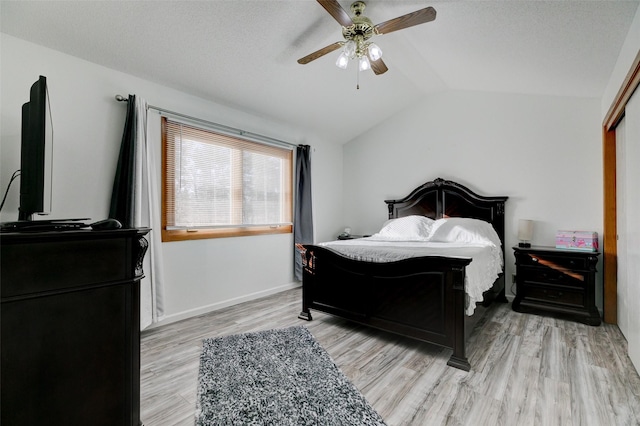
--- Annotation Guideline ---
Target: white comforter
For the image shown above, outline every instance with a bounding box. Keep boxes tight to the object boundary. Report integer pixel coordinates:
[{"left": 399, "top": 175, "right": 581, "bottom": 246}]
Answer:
[{"left": 318, "top": 238, "right": 503, "bottom": 316}]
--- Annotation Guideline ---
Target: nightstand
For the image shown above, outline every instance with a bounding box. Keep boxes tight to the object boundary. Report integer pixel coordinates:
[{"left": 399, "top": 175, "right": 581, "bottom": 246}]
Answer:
[
  {"left": 337, "top": 234, "right": 364, "bottom": 240},
  {"left": 512, "top": 246, "right": 601, "bottom": 326}
]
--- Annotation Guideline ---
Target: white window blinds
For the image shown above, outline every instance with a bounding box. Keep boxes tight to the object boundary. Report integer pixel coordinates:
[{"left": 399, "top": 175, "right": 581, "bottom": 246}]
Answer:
[{"left": 163, "top": 118, "right": 292, "bottom": 230}]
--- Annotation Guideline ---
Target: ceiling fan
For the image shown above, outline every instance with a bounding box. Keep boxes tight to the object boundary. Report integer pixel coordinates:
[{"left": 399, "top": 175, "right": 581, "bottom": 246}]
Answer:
[{"left": 297, "top": 0, "right": 436, "bottom": 76}]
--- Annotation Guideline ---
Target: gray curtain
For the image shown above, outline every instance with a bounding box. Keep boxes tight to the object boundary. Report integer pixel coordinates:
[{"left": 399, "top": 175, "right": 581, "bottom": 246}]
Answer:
[
  {"left": 294, "top": 145, "right": 313, "bottom": 280},
  {"left": 109, "top": 94, "right": 136, "bottom": 227}
]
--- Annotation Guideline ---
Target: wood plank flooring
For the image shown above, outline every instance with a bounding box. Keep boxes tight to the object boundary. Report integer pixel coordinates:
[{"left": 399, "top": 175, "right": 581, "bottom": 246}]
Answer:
[{"left": 140, "top": 288, "right": 640, "bottom": 425}]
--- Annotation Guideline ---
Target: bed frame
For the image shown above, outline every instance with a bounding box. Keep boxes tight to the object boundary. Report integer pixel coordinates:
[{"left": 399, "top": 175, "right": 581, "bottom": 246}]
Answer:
[{"left": 298, "top": 178, "right": 508, "bottom": 370}]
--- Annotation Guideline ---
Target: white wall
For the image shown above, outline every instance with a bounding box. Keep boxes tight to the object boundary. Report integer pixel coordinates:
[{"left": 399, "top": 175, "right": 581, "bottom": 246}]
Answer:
[
  {"left": 0, "top": 35, "right": 344, "bottom": 325},
  {"left": 343, "top": 90, "right": 603, "bottom": 306},
  {"left": 601, "top": 6, "right": 640, "bottom": 118}
]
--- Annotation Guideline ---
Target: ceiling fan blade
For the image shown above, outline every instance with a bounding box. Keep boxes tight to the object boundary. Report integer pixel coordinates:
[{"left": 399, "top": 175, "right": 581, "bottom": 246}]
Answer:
[
  {"left": 317, "top": 0, "right": 354, "bottom": 27},
  {"left": 374, "top": 6, "right": 436, "bottom": 35},
  {"left": 369, "top": 57, "right": 388, "bottom": 75},
  {"left": 297, "top": 42, "right": 343, "bottom": 64}
]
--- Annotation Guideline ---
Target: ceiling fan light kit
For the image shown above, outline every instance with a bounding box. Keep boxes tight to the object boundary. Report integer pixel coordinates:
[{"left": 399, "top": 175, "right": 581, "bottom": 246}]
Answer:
[{"left": 298, "top": 0, "right": 436, "bottom": 86}]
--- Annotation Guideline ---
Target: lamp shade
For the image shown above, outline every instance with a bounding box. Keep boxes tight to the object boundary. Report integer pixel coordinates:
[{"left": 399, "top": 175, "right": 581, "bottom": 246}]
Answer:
[
  {"left": 359, "top": 56, "right": 371, "bottom": 71},
  {"left": 368, "top": 43, "right": 383, "bottom": 61},
  {"left": 344, "top": 40, "right": 356, "bottom": 57},
  {"left": 335, "top": 52, "right": 349, "bottom": 69},
  {"left": 517, "top": 219, "right": 534, "bottom": 242}
]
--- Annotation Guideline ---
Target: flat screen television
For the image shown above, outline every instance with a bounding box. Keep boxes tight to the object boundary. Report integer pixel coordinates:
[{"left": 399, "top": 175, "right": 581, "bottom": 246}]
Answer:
[
  {"left": 0, "top": 76, "right": 91, "bottom": 232},
  {"left": 18, "top": 75, "right": 53, "bottom": 221}
]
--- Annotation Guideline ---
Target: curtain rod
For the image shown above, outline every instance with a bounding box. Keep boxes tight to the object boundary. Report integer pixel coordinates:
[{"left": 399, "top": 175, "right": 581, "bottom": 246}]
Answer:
[{"left": 114, "top": 94, "right": 300, "bottom": 150}]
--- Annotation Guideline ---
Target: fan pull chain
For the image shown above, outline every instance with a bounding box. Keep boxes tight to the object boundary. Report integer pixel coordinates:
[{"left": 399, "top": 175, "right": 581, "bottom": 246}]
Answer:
[{"left": 356, "top": 64, "right": 360, "bottom": 90}]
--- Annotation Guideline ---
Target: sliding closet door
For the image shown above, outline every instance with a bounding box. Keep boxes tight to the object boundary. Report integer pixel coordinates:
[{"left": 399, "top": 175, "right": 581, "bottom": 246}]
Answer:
[
  {"left": 616, "top": 117, "right": 628, "bottom": 338},
  {"left": 618, "top": 92, "right": 640, "bottom": 371}
]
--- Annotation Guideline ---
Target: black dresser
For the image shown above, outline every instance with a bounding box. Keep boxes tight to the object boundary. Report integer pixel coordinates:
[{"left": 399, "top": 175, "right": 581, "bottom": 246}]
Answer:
[
  {"left": 1, "top": 228, "right": 149, "bottom": 425},
  {"left": 512, "top": 245, "right": 601, "bottom": 326}
]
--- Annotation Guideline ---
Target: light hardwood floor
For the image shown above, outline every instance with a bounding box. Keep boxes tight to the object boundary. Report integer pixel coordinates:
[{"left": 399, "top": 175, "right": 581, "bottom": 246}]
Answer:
[{"left": 140, "top": 288, "right": 640, "bottom": 425}]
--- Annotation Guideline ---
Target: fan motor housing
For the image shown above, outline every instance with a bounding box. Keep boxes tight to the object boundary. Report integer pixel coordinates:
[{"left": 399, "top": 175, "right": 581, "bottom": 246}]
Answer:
[{"left": 342, "top": 2, "right": 375, "bottom": 42}]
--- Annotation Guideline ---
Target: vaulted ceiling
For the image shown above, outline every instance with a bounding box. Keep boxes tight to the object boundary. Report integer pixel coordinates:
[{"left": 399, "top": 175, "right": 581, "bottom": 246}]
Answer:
[{"left": 2, "top": 1, "right": 638, "bottom": 144}]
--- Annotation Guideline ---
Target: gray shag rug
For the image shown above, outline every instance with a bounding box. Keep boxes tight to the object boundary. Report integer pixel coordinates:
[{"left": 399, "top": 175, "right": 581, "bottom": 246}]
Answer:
[{"left": 195, "top": 326, "right": 387, "bottom": 425}]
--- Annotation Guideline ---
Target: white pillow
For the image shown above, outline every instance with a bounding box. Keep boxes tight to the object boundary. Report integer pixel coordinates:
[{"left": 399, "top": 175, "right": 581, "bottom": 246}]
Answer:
[
  {"left": 370, "top": 215, "right": 435, "bottom": 241},
  {"left": 429, "top": 217, "right": 502, "bottom": 247}
]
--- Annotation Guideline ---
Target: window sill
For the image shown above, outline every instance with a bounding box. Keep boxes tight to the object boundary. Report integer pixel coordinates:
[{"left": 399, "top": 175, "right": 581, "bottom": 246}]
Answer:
[{"left": 161, "top": 225, "right": 292, "bottom": 242}]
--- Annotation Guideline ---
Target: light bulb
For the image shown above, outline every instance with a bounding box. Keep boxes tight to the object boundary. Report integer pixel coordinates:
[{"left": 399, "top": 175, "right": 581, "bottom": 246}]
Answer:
[
  {"left": 368, "top": 43, "right": 382, "bottom": 61},
  {"left": 336, "top": 52, "right": 349, "bottom": 69},
  {"left": 359, "top": 56, "right": 371, "bottom": 71}
]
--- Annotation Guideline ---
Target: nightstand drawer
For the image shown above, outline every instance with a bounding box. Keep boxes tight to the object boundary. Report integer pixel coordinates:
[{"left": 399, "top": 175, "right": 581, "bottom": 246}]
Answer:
[
  {"left": 519, "top": 265, "right": 586, "bottom": 288},
  {"left": 523, "top": 284, "right": 585, "bottom": 308},
  {"left": 516, "top": 252, "right": 589, "bottom": 270}
]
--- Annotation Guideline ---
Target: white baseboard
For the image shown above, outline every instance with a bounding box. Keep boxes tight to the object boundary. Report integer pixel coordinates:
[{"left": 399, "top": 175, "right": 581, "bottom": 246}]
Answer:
[{"left": 144, "top": 282, "right": 301, "bottom": 330}]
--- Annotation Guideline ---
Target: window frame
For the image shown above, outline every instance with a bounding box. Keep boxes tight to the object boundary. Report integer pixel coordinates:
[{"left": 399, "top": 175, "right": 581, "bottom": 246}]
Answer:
[{"left": 161, "top": 117, "right": 293, "bottom": 242}]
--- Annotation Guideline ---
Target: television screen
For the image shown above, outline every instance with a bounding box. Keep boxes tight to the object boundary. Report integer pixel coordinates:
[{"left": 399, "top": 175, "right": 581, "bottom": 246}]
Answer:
[{"left": 18, "top": 75, "right": 53, "bottom": 221}]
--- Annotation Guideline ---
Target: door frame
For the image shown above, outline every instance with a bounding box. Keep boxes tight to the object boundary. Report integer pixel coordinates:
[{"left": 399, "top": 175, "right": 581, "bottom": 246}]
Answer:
[{"left": 602, "top": 49, "right": 640, "bottom": 324}]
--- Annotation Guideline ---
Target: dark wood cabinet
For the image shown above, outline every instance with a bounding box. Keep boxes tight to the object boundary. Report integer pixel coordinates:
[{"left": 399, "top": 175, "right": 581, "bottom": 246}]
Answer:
[
  {"left": 1, "top": 228, "right": 149, "bottom": 426},
  {"left": 512, "top": 246, "right": 600, "bottom": 326}
]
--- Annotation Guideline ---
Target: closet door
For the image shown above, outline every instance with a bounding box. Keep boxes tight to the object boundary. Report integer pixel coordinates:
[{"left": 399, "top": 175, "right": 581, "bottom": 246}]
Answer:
[
  {"left": 619, "top": 92, "right": 640, "bottom": 372},
  {"left": 616, "top": 118, "right": 628, "bottom": 338}
]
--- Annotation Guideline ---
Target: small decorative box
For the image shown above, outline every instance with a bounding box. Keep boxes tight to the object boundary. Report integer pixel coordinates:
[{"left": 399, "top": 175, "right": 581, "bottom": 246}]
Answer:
[{"left": 555, "top": 230, "right": 599, "bottom": 252}]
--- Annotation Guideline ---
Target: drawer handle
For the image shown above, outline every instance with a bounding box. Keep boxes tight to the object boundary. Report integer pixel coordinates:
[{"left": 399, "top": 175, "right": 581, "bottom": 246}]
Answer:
[{"left": 545, "top": 290, "right": 563, "bottom": 299}]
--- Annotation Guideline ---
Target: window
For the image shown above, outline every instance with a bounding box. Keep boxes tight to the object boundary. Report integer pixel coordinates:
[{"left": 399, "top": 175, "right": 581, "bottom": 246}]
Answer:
[{"left": 162, "top": 117, "right": 293, "bottom": 241}]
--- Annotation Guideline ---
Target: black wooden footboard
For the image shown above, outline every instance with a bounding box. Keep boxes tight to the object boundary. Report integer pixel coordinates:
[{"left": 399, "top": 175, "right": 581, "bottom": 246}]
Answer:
[{"left": 298, "top": 245, "right": 473, "bottom": 371}]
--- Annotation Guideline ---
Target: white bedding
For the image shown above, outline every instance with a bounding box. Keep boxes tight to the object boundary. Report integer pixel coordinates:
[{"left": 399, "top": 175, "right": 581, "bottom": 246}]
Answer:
[{"left": 318, "top": 217, "right": 504, "bottom": 316}]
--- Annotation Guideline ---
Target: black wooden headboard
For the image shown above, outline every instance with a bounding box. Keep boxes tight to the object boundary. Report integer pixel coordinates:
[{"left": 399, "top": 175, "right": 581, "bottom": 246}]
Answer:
[{"left": 384, "top": 177, "right": 508, "bottom": 248}]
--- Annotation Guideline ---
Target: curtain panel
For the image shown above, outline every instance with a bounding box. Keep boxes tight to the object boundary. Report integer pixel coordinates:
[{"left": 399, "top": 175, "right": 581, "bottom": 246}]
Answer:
[
  {"left": 109, "top": 95, "right": 137, "bottom": 227},
  {"left": 294, "top": 145, "right": 313, "bottom": 280},
  {"left": 110, "top": 95, "right": 165, "bottom": 329}
]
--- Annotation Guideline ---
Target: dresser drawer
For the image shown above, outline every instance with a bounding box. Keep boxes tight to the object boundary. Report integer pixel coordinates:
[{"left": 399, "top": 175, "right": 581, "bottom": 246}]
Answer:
[
  {"left": 519, "top": 265, "right": 586, "bottom": 288},
  {"left": 522, "top": 284, "right": 585, "bottom": 308},
  {"left": 516, "top": 252, "right": 589, "bottom": 270},
  {"left": 1, "top": 238, "right": 129, "bottom": 299}
]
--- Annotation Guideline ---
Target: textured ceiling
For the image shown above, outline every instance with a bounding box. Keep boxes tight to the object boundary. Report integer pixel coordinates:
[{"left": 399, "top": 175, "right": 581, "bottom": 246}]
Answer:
[{"left": 2, "top": 0, "right": 638, "bottom": 144}]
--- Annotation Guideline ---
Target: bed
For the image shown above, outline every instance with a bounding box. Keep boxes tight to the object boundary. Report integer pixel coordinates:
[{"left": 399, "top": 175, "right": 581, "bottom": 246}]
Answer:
[{"left": 297, "top": 178, "right": 508, "bottom": 371}]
